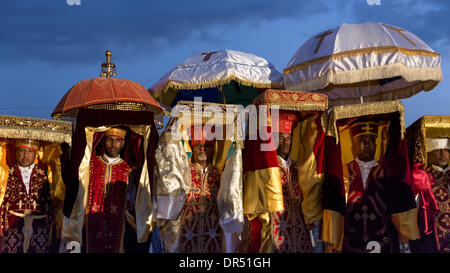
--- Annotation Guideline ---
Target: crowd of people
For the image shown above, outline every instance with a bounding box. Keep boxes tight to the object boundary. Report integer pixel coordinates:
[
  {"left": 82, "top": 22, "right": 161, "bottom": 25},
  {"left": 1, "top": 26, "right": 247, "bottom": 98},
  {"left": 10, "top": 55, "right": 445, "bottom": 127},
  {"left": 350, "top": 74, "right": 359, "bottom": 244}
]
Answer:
[{"left": 0, "top": 105, "right": 448, "bottom": 254}]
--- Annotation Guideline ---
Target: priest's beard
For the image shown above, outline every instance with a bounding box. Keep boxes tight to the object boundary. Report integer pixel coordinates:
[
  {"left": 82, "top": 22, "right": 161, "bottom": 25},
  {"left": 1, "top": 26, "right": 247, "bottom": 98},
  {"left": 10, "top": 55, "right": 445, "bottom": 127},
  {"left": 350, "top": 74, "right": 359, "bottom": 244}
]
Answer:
[
  {"left": 436, "top": 159, "right": 448, "bottom": 169},
  {"left": 197, "top": 153, "right": 207, "bottom": 161}
]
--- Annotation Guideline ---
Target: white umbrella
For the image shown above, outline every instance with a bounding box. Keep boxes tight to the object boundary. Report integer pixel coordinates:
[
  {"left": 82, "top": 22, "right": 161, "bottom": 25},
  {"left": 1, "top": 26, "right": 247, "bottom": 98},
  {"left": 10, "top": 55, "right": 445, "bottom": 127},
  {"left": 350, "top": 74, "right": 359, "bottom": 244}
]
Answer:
[
  {"left": 150, "top": 49, "right": 283, "bottom": 107},
  {"left": 283, "top": 21, "right": 442, "bottom": 106}
]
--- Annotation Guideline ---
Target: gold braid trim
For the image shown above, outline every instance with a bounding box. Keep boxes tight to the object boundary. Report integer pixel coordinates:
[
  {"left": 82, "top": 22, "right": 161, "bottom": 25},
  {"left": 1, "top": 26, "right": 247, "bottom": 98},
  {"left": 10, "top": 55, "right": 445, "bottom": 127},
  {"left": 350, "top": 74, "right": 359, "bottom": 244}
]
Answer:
[
  {"left": 406, "top": 117, "right": 425, "bottom": 164},
  {"left": 165, "top": 101, "right": 244, "bottom": 148},
  {"left": 407, "top": 115, "right": 450, "bottom": 165},
  {"left": 327, "top": 101, "right": 405, "bottom": 144},
  {"left": 0, "top": 115, "right": 72, "bottom": 144},
  {"left": 420, "top": 115, "right": 450, "bottom": 130},
  {"left": 283, "top": 46, "right": 440, "bottom": 75},
  {"left": 265, "top": 103, "right": 328, "bottom": 112},
  {"left": 152, "top": 75, "right": 284, "bottom": 100},
  {"left": 423, "top": 116, "right": 450, "bottom": 165},
  {"left": 52, "top": 101, "right": 163, "bottom": 119},
  {"left": 321, "top": 111, "right": 328, "bottom": 136},
  {"left": 252, "top": 89, "right": 328, "bottom": 111}
]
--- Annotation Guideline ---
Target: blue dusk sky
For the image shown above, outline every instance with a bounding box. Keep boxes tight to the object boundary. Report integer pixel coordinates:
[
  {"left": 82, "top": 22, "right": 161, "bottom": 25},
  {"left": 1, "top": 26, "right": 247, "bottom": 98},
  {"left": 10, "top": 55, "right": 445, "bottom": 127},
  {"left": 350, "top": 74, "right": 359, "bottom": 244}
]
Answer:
[{"left": 0, "top": 0, "right": 448, "bottom": 126}]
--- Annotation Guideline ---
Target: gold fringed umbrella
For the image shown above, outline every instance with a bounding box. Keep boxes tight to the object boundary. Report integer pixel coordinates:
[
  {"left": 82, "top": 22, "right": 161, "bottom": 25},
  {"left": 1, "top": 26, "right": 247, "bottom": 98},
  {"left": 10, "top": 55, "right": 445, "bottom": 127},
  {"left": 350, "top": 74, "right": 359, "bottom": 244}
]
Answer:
[
  {"left": 283, "top": 22, "right": 442, "bottom": 106},
  {"left": 149, "top": 49, "right": 284, "bottom": 108}
]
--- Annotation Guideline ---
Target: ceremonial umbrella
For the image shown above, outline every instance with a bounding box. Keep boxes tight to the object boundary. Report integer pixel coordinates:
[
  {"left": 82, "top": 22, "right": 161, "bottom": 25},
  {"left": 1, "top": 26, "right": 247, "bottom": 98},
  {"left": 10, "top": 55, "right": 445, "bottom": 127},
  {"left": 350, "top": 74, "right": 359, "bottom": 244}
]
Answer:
[
  {"left": 283, "top": 21, "right": 442, "bottom": 106},
  {"left": 52, "top": 50, "right": 163, "bottom": 119},
  {"left": 51, "top": 51, "right": 163, "bottom": 250},
  {"left": 149, "top": 49, "right": 284, "bottom": 108}
]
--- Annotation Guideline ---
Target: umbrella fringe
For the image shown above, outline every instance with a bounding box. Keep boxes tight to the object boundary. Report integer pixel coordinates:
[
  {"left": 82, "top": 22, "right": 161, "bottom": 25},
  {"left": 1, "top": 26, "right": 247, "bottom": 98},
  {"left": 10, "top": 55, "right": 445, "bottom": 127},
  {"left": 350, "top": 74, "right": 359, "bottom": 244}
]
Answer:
[
  {"left": 160, "top": 76, "right": 284, "bottom": 94},
  {"left": 327, "top": 100, "right": 405, "bottom": 144},
  {"left": 0, "top": 115, "right": 72, "bottom": 144},
  {"left": 285, "top": 63, "right": 442, "bottom": 92},
  {"left": 328, "top": 80, "right": 437, "bottom": 108},
  {"left": 283, "top": 46, "right": 440, "bottom": 75},
  {"left": 0, "top": 128, "right": 71, "bottom": 145}
]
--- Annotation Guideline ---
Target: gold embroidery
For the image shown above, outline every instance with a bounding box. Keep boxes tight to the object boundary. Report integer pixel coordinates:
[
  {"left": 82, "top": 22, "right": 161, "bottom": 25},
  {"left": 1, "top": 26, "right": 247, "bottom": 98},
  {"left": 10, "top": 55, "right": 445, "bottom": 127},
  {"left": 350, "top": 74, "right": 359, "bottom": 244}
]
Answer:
[
  {"left": 8, "top": 211, "right": 47, "bottom": 253},
  {"left": 406, "top": 115, "right": 450, "bottom": 168},
  {"left": 0, "top": 115, "right": 72, "bottom": 144},
  {"left": 2, "top": 228, "right": 23, "bottom": 253},
  {"left": 252, "top": 89, "right": 328, "bottom": 112},
  {"left": 92, "top": 203, "right": 101, "bottom": 212},
  {"left": 35, "top": 168, "right": 45, "bottom": 176},
  {"left": 327, "top": 100, "right": 405, "bottom": 143},
  {"left": 435, "top": 189, "right": 447, "bottom": 200}
]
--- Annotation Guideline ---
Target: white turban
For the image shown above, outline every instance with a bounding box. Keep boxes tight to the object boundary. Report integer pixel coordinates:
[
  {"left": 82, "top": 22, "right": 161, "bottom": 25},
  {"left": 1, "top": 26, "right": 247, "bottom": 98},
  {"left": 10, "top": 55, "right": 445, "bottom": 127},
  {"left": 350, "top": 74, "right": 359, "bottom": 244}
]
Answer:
[{"left": 426, "top": 137, "right": 450, "bottom": 152}]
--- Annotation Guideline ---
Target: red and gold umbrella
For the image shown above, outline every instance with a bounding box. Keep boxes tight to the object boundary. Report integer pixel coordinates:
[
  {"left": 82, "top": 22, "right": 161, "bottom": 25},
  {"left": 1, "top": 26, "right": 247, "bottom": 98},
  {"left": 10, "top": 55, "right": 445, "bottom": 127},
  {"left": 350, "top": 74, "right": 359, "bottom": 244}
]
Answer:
[
  {"left": 52, "top": 51, "right": 163, "bottom": 118},
  {"left": 52, "top": 51, "right": 163, "bottom": 247}
]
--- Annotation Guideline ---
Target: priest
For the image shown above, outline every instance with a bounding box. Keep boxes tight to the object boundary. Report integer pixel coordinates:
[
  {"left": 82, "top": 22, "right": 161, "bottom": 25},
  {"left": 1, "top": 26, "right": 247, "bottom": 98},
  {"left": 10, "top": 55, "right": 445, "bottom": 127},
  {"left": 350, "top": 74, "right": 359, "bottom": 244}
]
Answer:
[
  {"left": 340, "top": 121, "right": 419, "bottom": 253},
  {"left": 61, "top": 127, "right": 132, "bottom": 253},
  {"left": 410, "top": 138, "right": 449, "bottom": 253},
  {"left": 0, "top": 139, "right": 54, "bottom": 253},
  {"left": 270, "top": 112, "right": 313, "bottom": 253},
  {"left": 177, "top": 125, "right": 224, "bottom": 253},
  {"left": 425, "top": 138, "right": 450, "bottom": 253}
]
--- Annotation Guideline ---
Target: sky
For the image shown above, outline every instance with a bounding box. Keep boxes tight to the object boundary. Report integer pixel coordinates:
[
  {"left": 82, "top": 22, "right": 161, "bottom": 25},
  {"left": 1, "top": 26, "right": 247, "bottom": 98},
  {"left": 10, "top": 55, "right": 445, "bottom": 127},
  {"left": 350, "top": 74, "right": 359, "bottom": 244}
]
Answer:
[{"left": 0, "top": 0, "right": 448, "bottom": 127}]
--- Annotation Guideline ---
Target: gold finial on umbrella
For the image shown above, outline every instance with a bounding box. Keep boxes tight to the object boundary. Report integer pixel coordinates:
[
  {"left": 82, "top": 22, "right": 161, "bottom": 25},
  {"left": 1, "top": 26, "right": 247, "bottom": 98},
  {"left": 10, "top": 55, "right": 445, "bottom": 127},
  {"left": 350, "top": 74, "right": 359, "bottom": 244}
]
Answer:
[
  {"left": 52, "top": 49, "right": 163, "bottom": 119},
  {"left": 100, "top": 50, "right": 116, "bottom": 78}
]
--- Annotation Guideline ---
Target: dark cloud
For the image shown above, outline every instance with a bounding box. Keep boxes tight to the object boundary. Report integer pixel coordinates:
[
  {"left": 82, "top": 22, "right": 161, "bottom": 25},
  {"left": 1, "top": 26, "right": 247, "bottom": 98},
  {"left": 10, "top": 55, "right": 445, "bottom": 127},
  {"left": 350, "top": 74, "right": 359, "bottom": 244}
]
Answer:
[
  {"left": 350, "top": 0, "right": 449, "bottom": 53},
  {"left": 0, "top": 0, "right": 330, "bottom": 64}
]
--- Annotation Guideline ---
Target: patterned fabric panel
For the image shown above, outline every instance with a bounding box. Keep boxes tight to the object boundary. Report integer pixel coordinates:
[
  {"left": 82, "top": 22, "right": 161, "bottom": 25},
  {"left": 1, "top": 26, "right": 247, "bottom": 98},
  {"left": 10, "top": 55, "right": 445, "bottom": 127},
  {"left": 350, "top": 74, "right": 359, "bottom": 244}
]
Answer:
[{"left": 179, "top": 164, "right": 223, "bottom": 253}]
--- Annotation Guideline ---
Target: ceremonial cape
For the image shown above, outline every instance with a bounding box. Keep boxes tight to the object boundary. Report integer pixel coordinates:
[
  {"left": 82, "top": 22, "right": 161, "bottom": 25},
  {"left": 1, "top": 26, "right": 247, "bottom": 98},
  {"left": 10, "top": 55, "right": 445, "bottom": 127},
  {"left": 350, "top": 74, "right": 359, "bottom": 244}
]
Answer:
[{"left": 0, "top": 163, "right": 53, "bottom": 253}]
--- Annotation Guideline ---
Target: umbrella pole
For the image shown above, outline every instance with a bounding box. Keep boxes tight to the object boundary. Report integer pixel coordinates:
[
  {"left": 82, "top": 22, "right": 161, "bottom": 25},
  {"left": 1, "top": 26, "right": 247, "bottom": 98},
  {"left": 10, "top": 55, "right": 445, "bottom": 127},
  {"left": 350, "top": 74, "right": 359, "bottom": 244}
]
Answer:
[
  {"left": 359, "top": 83, "right": 364, "bottom": 104},
  {"left": 218, "top": 85, "right": 227, "bottom": 104}
]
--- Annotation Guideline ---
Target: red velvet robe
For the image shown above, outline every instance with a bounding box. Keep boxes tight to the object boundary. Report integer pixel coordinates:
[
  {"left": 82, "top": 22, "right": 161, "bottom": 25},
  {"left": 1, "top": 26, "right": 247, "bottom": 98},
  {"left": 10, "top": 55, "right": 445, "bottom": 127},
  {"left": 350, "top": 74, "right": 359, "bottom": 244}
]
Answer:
[
  {"left": 0, "top": 163, "right": 53, "bottom": 253},
  {"left": 427, "top": 166, "right": 450, "bottom": 253},
  {"left": 271, "top": 158, "right": 312, "bottom": 253},
  {"left": 85, "top": 156, "right": 130, "bottom": 253},
  {"left": 178, "top": 163, "right": 223, "bottom": 253}
]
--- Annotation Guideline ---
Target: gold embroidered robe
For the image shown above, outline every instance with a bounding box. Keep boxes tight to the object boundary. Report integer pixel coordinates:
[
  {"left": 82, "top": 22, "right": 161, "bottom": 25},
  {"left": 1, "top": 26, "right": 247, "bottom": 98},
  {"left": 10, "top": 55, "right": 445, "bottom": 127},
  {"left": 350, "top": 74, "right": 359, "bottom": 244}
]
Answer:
[
  {"left": 178, "top": 163, "right": 223, "bottom": 253},
  {"left": 0, "top": 164, "right": 53, "bottom": 253},
  {"left": 271, "top": 157, "right": 312, "bottom": 253}
]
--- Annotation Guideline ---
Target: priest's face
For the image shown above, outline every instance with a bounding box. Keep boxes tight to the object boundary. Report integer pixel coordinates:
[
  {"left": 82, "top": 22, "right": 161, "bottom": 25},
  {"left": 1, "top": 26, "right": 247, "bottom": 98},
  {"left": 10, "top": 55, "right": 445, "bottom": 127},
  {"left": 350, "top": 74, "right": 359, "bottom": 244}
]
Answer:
[
  {"left": 429, "top": 149, "right": 449, "bottom": 168},
  {"left": 277, "top": 132, "right": 292, "bottom": 160},
  {"left": 104, "top": 135, "right": 124, "bottom": 158},
  {"left": 355, "top": 134, "right": 376, "bottom": 162},
  {"left": 16, "top": 147, "right": 36, "bottom": 167},
  {"left": 192, "top": 142, "right": 213, "bottom": 164}
]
